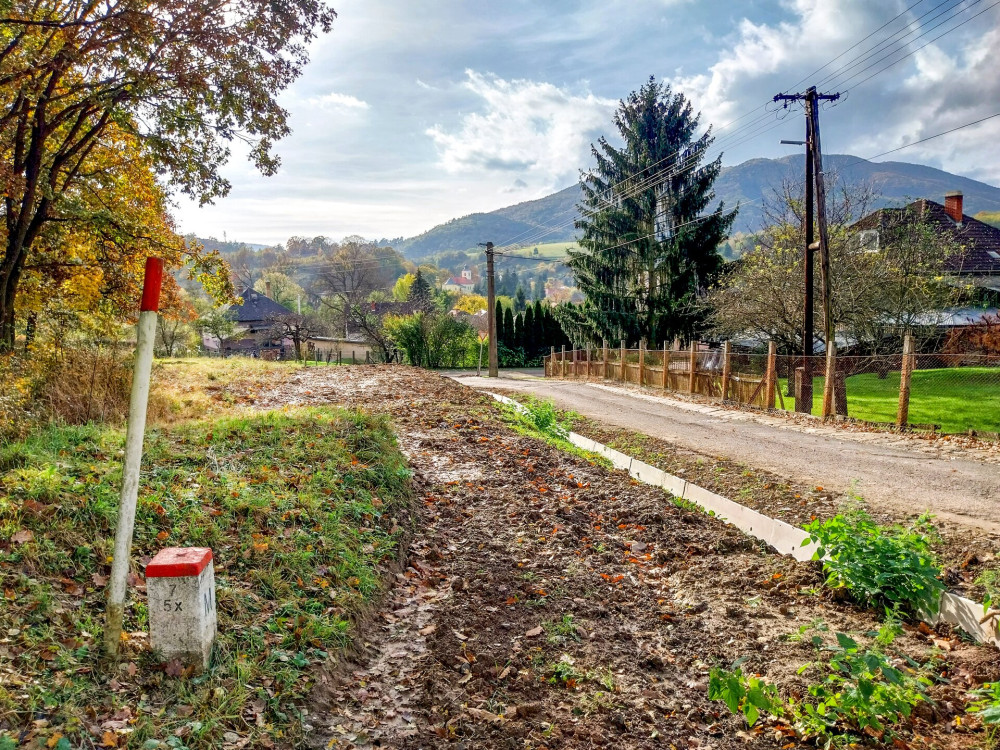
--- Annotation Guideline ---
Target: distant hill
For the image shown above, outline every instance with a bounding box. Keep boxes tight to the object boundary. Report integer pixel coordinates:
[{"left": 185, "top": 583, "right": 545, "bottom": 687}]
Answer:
[{"left": 398, "top": 155, "right": 1000, "bottom": 260}]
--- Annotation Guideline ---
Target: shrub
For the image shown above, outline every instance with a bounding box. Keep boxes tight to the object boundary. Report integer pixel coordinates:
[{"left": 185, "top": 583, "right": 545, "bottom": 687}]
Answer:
[{"left": 803, "top": 510, "right": 945, "bottom": 617}]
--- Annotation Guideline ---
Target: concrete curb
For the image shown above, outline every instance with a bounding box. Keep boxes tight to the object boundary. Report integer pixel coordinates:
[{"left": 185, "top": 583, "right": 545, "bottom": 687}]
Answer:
[{"left": 487, "top": 391, "right": 999, "bottom": 647}]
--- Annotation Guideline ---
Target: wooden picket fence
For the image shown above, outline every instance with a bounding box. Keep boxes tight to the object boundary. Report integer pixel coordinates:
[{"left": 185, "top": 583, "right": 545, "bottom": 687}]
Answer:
[{"left": 542, "top": 342, "right": 778, "bottom": 410}]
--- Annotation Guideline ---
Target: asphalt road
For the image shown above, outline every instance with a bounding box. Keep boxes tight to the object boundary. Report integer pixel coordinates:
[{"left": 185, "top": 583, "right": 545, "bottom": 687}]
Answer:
[{"left": 449, "top": 370, "right": 1000, "bottom": 534}]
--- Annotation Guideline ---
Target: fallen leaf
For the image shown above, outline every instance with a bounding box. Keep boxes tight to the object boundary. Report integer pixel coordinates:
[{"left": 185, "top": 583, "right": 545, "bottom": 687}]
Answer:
[
  {"left": 466, "top": 707, "right": 502, "bottom": 723},
  {"left": 100, "top": 731, "right": 118, "bottom": 747},
  {"left": 47, "top": 734, "right": 63, "bottom": 748},
  {"left": 156, "top": 530, "right": 169, "bottom": 541},
  {"left": 419, "top": 624, "right": 436, "bottom": 636},
  {"left": 525, "top": 626, "right": 543, "bottom": 638},
  {"left": 11, "top": 529, "right": 33, "bottom": 544},
  {"left": 165, "top": 659, "right": 185, "bottom": 678}
]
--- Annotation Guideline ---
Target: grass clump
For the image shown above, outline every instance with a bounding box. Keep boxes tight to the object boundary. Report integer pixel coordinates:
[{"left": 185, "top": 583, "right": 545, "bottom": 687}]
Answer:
[
  {"left": 803, "top": 509, "right": 944, "bottom": 617},
  {"left": 499, "top": 396, "right": 610, "bottom": 467},
  {"left": 0, "top": 407, "right": 412, "bottom": 749}
]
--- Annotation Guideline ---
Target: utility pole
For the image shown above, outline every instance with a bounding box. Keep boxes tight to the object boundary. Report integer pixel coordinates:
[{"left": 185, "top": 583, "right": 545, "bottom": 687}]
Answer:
[
  {"left": 774, "top": 85, "right": 839, "bottom": 417},
  {"left": 480, "top": 242, "right": 498, "bottom": 377}
]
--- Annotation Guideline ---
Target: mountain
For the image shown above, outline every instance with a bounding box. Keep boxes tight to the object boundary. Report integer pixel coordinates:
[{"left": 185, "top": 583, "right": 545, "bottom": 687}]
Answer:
[
  {"left": 395, "top": 188, "right": 580, "bottom": 259},
  {"left": 397, "top": 155, "right": 1000, "bottom": 259}
]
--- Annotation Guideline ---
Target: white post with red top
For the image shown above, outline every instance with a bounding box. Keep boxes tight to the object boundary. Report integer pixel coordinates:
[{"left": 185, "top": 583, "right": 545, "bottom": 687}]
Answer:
[
  {"left": 146, "top": 547, "right": 217, "bottom": 670},
  {"left": 104, "top": 257, "right": 164, "bottom": 656}
]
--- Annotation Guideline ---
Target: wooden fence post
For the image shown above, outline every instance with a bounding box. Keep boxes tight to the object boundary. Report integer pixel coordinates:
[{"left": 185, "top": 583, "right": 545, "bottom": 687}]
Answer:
[
  {"left": 638, "top": 339, "right": 645, "bottom": 386},
  {"left": 662, "top": 341, "right": 668, "bottom": 390},
  {"left": 765, "top": 341, "right": 777, "bottom": 410},
  {"left": 586, "top": 346, "right": 592, "bottom": 379},
  {"left": 560, "top": 344, "right": 566, "bottom": 378},
  {"left": 822, "top": 341, "right": 836, "bottom": 418},
  {"left": 721, "top": 341, "right": 732, "bottom": 401},
  {"left": 688, "top": 341, "right": 697, "bottom": 394},
  {"left": 549, "top": 346, "right": 555, "bottom": 377},
  {"left": 620, "top": 340, "right": 626, "bottom": 382},
  {"left": 896, "top": 333, "right": 914, "bottom": 428},
  {"left": 603, "top": 339, "right": 609, "bottom": 379}
]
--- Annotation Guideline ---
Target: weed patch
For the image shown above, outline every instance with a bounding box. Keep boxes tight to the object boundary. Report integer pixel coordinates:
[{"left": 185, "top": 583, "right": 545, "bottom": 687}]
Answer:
[
  {"left": 498, "top": 397, "right": 610, "bottom": 468},
  {"left": 803, "top": 509, "right": 945, "bottom": 617},
  {"left": 0, "top": 407, "right": 412, "bottom": 748},
  {"left": 710, "top": 623, "right": 932, "bottom": 746}
]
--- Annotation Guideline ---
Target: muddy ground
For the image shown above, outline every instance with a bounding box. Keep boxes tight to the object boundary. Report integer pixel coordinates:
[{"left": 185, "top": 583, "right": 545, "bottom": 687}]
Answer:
[{"left": 257, "top": 366, "right": 997, "bottom": 749}]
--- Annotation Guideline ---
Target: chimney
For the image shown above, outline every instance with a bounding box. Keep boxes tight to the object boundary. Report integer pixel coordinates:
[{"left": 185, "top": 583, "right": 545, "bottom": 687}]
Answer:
[
  {"left": 944, "top": 191, "right": 964, "bottom": 223},
  {"left": 265, "top": 281, "right": 273, "bottom": 298}
]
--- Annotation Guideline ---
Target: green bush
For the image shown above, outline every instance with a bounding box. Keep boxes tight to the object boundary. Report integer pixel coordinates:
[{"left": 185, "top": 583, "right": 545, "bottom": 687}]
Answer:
[{"left": 803, "top": 510, "right": 944, "bottom": 617}]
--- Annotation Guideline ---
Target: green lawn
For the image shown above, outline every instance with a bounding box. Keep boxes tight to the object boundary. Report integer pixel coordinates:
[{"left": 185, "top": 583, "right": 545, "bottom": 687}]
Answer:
[
  {"left": 524, "top": 241, "right": 579, "bottom": 257},
  {"left": 778, "top": 367, "right": 1000, "bottom": 434}
]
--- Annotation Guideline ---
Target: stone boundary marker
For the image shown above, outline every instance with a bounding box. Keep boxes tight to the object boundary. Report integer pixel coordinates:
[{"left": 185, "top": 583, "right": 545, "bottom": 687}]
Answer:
[
  {"left": 487, "top": 392, "right": 1000, "bottom": 647},
  {"left": 146, "top": 547, "right": 218, "bottom": 670}
]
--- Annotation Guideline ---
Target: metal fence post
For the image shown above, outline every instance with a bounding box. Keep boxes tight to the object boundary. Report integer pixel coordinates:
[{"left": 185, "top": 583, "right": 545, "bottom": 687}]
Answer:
[
  {"left": 721, "top": 341, "right": 732, "bottom": 401},
  {"left": 896, "top": 333, "right": 914, "bottom": 428}
]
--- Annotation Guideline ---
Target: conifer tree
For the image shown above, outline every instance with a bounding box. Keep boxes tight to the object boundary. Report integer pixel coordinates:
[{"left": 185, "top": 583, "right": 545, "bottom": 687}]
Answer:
[
  {"left": 523, "top": 304, "right": 536, "bottom": 359},
  {"left": 408, "top": 269, "right": 433, "bottom": 310},
  {"left": 568, "top": 77, "right": 736, "bottom": 345},
  {"left": 503, "top": 307, "right": 515, "bottom": 349},
  {"left": 495, "top": 300, "right": 506, "bottom": 348}
]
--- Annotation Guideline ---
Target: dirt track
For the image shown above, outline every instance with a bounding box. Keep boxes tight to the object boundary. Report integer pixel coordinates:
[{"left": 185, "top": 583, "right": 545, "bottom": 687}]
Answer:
[
  {"left": 256, "top": 366, "right": 994, "bottom": 750},
  {"left": 449, "top": 372, "right": 1000, "bottom": 536}
]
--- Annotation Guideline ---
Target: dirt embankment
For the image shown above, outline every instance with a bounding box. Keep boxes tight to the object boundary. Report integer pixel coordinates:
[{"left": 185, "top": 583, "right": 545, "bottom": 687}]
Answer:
[{"left": 257, "top": 367, "right": 998, "bottom": 750}]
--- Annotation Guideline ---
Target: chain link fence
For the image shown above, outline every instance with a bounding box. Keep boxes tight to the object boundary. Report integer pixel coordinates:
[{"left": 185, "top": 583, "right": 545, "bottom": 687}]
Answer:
[{"left": 544, "top": 346, "right": 1000, "bottom": 438}]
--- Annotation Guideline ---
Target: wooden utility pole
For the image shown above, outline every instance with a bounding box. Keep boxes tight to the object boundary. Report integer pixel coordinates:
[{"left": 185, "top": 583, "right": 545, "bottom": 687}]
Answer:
[
  {"left": 774, "top": 86, "right": 839, "bottom": 417},
  {"left": 482, "top": 242, "right": 498, "bottom": 377}
]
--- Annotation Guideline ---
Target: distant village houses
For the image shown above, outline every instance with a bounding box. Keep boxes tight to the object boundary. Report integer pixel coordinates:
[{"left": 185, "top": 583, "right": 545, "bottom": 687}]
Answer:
[{"left": 442, "top": 267, "right": 476, "bottom": 294}]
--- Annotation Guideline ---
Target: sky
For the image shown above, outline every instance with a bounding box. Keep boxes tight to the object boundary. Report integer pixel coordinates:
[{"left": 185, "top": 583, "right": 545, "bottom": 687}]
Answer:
[{"left": 174, "top": 0, "right": 1000, "bottom": 246}]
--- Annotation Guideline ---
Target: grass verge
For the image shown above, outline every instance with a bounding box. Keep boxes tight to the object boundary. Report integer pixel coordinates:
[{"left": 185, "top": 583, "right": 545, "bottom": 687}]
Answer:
[
  {"left": 496, "top": 395, "right": 611, "bottom": 468},
  {"left": 0, "top": 407, "right": 412, "bottom": 749}
]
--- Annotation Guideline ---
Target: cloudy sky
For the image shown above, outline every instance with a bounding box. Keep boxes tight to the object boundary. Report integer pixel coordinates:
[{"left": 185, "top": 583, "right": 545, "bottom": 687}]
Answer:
[{"left": 174, "top": 0, "right": 1000, "bottom": 245}]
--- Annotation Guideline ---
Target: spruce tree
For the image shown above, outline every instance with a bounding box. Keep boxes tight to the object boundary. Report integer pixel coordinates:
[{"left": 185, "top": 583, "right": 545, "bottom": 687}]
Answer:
[
  {"left": 532, "top": 300, "right": 545, "bottom": 351},
  {"left": 514, "top": 284, "right": 527, "bottom": 312},
  {"left": 408, "top": 269, "right": 434, "bottom": 311},
  {"left": 568, "top": 76, "right": 736, "bottom": 345}
]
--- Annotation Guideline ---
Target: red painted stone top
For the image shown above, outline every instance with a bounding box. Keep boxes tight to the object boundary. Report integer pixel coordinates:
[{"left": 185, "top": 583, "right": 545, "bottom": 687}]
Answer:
[{"left": 146, "top": 547, "right": 213, "bottom": 578}]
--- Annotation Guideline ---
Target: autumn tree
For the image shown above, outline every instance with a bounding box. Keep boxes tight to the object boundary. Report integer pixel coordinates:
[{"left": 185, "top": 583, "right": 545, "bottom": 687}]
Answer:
[
  {"left": 264, "top": 312, "right": 327, "bottom": 361},
  {"left": 0, "top": 0, "right": 336, "bottom": 350},
  {"left": 708, "top": 182, "right": 963, "bottom": 353}
]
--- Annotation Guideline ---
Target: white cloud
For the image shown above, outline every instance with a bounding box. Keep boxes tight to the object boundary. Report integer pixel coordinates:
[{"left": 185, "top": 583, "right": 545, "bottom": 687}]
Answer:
[
  {"left": 426, "top": 70, "right": 617, "bottom": 191},
  {"left": 307, "top": 91, "right": 370, "bottom": 110},
  {"left": 670, "top": 0, "right": 1000, "bottom": 183}
]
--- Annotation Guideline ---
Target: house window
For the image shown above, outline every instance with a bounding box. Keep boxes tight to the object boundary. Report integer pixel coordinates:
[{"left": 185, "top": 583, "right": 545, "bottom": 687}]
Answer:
[{"left": 857, "top": 229, "right": 879, "bottom": 253}]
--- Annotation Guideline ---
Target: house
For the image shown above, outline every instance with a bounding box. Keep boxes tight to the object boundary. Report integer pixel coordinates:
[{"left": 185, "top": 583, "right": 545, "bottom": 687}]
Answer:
[
  {"left": 442, "top": 266, "right": 476, "bottom": 294},
  {"left": 851, "top": 191, "right": 1000, "bottom": 291},
  {"left": 203, "top": 284, "right": 295, "bottom": 357}
]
